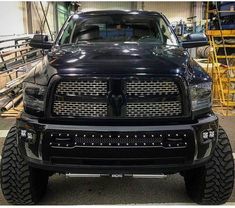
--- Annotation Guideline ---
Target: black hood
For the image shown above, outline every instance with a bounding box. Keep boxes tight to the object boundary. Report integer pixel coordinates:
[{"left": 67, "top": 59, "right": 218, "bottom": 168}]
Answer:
[{"left": 48, "top": 42, "right": 189, "bottom": 76}]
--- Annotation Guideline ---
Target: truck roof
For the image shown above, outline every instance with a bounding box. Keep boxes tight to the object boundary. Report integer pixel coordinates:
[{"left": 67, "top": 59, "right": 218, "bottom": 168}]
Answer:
[{"left": 77, "top": 10, "right": 162, "bottom": 16}]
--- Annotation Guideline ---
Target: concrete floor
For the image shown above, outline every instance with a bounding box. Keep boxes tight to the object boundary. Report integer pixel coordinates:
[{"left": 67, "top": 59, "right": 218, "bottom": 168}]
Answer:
[{"left": 0, "top": 115, "right": 234, "bottom": 205}]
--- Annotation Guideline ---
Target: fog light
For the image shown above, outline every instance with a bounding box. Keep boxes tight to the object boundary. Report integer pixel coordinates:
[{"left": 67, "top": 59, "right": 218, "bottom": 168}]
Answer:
[
  {"left": 27, "top": 132, "right": 33, "bottom": 139},
  {"left": 20, "top": 129, "right": 36, "bottom": 144},
  {"left": 202, "top": 132, "right": 209, "bottom": 140},
  {"left": 21, "top": 130, "right": 27, "bottom": 137},
  {"left": 202, "top": 129, "right": 215, "bottom": 142},
  {"left": 209, "top": 131, "right": 215, "bottom": 138}
]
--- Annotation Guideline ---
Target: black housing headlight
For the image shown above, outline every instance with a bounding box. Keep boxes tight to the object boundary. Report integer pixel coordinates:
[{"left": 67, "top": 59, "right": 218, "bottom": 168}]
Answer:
[
  {"left": 23, "top": 82, "right": 47, "bottom": 116},
  {"left": 190, "top": 82, "right": 212, "bottom": 111}
]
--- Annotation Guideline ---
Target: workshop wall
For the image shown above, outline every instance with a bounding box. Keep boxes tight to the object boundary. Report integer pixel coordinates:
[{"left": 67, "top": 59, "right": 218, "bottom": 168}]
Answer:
[
  {"left": 0, "top": 1, "right": 203, "bottom": 39},
  {"left": 80, "top": 2, "right": 135, "bottom": 11},
  {"left": 138, "top": 2, "right": 193, "bottom": 22},
  {"left": 30, "top": 2, "right": 56, "bottom": 40},
  {"left": 0, "top": 2, "right": 26, "bottom": 36}
]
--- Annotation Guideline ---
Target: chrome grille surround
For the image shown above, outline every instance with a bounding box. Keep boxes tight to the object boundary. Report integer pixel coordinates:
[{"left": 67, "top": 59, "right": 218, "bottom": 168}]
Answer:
[
  {"left": 56, "top": 80, "right": 107, "bottom": 96},
  {"left": 126, "top": 80, "right": 179, "bottom": 96},
  {"left": 53, "top": 101, "right": 107, "bottom": 117},
  {"left": 126, "top": 101, "right": 182, "bottom": 117}
]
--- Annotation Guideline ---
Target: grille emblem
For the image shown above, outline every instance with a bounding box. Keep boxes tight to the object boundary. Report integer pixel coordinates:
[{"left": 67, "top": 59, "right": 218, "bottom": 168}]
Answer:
[{"left": 108, "top": 93, "right": 126, "bottom": 116}]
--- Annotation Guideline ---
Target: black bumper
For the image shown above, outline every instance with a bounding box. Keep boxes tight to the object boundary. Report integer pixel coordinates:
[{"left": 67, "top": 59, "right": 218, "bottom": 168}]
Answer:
[{"left": 16, "top": 113, "right": 218, "bottom": 174}]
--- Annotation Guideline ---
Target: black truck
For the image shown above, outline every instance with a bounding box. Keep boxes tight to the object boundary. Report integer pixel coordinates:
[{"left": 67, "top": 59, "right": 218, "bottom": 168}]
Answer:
[{"left": 0, "top": 10, "right": 234, "bottom": 205}]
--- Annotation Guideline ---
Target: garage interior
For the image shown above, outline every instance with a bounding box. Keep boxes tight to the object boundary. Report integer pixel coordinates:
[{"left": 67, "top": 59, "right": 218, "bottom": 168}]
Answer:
[{"left": 0, "top": 1, "right": 234, "bottom": 205}]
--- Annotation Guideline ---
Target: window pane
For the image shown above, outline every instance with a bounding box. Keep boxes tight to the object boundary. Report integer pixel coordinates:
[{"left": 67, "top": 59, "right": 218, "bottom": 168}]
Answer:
[{"left": 59, "top": 14, "right": 178, "bottom": 46}]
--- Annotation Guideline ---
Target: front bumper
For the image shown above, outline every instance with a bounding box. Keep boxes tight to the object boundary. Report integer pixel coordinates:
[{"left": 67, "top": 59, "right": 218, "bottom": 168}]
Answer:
[{"left": 16, "top": 113, "right": 218, "bottom": 174}]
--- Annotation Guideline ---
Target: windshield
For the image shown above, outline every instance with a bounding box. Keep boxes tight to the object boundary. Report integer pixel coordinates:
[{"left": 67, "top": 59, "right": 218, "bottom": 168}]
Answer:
[{"left": 58, "top": 13, "right": 178, "bottom": 46}]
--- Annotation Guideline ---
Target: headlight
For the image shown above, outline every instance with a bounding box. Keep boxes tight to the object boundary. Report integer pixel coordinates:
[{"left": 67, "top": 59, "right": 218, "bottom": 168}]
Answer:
[
  {"left": 23, "top": 82, "right": 47, "bottom": 115},
  {"left": 190, "top": 82, "right": 212, "bottom": 111}
]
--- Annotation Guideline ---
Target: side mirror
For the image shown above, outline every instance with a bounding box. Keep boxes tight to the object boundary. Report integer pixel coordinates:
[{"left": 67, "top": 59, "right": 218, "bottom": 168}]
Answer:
[
  {"left": 181, "top": 33, "right": 208, "bottom": 48},
  {"left": 29, "top": 34, "right": 53, "bottom": 50}
]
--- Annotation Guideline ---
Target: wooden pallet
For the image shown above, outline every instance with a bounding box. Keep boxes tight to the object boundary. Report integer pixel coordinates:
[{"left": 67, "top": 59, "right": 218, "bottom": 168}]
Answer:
[{"left": 0, "top": 102, "right": 23, "bottom": 117}]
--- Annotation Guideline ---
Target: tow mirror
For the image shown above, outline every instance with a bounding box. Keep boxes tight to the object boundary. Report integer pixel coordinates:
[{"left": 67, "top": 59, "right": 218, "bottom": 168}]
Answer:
[
  {"left": 29, "top": 34, "right": 53, "bottom": 50},
  {"left": 181, "top": 33, "right": 208, "bottom": 48}
]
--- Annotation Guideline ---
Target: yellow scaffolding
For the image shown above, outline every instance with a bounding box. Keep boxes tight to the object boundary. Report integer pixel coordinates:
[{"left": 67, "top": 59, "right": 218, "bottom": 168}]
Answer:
[{"left": 205, "top": 2, "right": 235, "bottom": 116}]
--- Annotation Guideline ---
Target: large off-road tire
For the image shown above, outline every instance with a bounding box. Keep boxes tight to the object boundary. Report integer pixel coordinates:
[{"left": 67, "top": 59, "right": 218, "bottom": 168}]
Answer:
[
  {"left": 184, "top": 127, "right": 234, "bottom": 205},
  {"left": 0, "top": 126, "right": 49, "bottom": 205}
]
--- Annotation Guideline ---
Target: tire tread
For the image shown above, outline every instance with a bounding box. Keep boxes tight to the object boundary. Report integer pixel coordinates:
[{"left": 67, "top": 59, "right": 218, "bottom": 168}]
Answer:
[
  {"left": 0, "top": 126, "right": 48, "bottom": 205},
  {"left": 184, "top": 127, "right": 234, "bottom": 205}
]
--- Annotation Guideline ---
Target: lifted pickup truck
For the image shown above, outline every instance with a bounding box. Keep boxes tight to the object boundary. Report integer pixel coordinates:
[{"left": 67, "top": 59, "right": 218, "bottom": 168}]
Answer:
[{"left": 0, "top": 10, "right": 234, "bottom": 205}]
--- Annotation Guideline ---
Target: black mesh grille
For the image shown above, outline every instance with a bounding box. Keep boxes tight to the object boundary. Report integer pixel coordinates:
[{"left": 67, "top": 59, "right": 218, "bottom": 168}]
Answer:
[
  {"left": 73, "top": 132, "right": 164, "bottom": 145},
  {"left": 47, "top": 130, "right": 190, "bottom": 148}
]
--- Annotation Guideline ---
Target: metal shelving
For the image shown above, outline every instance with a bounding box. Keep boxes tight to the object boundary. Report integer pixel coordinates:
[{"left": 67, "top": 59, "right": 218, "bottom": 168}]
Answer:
[{"left": 205, "top": 2, "right": 235, "bottom": 116}]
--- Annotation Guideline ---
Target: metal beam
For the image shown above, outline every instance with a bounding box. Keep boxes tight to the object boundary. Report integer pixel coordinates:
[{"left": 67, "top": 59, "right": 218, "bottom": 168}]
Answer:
[
  {"left": 54, "top": 2, "right": 59, "bottom": 34},
  {"left": 40, "top": 3, "right": 50, "bottom": 33},
  {"left": 40, "top": 1, "right": 53, "bottom": 41},
  {"left": 131, "top": 2, "right": 137, "bottom": 10},
  {"left": 33, "top": 2, "right": 43, "bottom": 33},
  {"left": 26, "top": 2, "right": 33, "bottom": 34}
]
